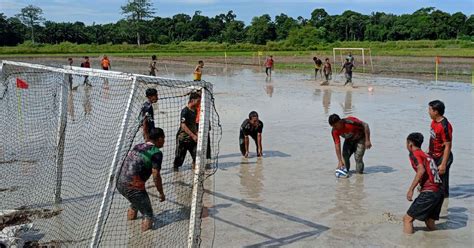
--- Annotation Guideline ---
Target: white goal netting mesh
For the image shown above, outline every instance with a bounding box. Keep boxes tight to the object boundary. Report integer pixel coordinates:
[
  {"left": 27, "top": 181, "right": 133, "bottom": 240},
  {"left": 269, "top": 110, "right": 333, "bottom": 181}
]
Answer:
[{"left": 0, "top": 61, "right": 221, "bottom": 247}]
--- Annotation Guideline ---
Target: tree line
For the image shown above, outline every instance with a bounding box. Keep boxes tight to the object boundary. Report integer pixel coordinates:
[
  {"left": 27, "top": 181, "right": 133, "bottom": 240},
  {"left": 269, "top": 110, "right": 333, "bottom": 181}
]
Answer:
[{"left": 0, "top": 2, "right": 473, "bottom": 47}]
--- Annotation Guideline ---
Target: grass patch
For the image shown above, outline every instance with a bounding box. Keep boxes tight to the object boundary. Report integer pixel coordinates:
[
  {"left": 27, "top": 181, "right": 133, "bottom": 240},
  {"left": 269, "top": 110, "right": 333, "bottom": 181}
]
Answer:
[{"left": 0, "top": 40, "right": 473, "bottom": 58}]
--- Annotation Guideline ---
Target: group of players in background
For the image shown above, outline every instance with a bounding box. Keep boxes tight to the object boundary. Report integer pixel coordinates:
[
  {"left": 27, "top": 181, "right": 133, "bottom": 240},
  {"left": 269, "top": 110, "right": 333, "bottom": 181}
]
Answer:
[{"left": 66, "top": 54, "right": 453, "bottom": 235}]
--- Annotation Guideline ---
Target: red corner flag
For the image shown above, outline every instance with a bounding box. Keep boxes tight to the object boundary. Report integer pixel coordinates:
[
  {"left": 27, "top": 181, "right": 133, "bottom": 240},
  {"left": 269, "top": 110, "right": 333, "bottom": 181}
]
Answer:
[{"left": 16, "top": 78, "right": 29, "bottom": 89}]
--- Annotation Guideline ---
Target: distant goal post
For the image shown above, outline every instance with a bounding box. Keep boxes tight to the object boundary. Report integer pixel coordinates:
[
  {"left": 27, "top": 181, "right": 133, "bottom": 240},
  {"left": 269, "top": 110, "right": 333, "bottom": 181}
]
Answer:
[{"left": 332, "top": 48, "right": 374, "bottom": 73}]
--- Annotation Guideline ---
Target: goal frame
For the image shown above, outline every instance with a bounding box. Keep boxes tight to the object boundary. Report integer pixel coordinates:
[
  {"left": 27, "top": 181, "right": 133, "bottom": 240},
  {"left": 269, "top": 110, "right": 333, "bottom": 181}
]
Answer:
[
  {"left": 0, "top": 60, "right": 211, "bottom": 248},
  {"left": 332, "top": 48, "right": 374, "bottom": 73}
]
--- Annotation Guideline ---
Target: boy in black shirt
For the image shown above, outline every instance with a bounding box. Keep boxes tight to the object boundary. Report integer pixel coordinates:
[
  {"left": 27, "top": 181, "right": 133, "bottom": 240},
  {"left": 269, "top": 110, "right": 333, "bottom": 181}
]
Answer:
[{"left": 174, "top": 92, "right": 201, "bottom": 171}]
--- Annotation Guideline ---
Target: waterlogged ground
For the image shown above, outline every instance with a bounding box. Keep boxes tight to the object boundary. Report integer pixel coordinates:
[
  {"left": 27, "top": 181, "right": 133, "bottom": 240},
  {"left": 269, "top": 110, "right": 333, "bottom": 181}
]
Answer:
[
  {"left": 197, "top": 69, "right": 473, "bottom": 247},
  {"left": 2, "top": 58, "right": 473, "bottom": 247}
]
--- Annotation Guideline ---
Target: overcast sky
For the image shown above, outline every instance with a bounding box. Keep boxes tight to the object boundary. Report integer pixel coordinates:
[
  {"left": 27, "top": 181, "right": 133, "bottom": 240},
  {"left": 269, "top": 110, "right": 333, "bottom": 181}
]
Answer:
[{"left": 1, "top": 0, "right": 473, "bottom": 25}]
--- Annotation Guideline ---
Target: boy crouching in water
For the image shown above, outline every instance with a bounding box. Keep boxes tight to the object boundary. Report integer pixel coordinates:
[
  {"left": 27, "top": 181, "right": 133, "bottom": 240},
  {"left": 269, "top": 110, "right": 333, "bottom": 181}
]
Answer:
[{"left": 403, "top": 132, "right": 443, "bottom": 234}]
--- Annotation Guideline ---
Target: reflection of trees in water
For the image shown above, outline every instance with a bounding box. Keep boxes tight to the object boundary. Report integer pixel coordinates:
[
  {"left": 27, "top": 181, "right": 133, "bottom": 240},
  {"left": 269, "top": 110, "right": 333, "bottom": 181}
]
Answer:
[{"left": 239, "top": 159, "right": 264, "bottom": 202}]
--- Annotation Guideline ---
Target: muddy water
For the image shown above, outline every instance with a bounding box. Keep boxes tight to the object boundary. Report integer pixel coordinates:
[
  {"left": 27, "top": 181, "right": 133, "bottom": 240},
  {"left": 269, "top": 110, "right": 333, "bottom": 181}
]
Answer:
[
  {"left": 197, "top": 69, "right": 472, "bottom": 247},
  {"left": 2, "top": 58, "right": 473, "bottom": 247}
]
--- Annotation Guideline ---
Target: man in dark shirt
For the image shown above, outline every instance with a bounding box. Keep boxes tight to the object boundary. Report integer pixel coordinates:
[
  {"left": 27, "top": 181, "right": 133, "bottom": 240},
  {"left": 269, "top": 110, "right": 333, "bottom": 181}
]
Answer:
[
  {"left": 141, "top": 88, "right": 159, "bottom": 138},
  {"left": 239, "top": 111, "right": 264, "bottom": 158},
  {"left": 80, "top": 56, "right": 91, "bottom": 85},
  {"left": 116, "top": 122, "right": 165, "bottom": 232},
  {"left": 428, "top": 100, "right": 453, "bottom": 198},
  {"left": 329, "top": 114, "right": 372, "bottom": 174},
  {"left": 340, "top": 58, "right": 355, "bottom": 86},
  {"left": 174, "top": 92, "right": 201, "bottom": 171}
]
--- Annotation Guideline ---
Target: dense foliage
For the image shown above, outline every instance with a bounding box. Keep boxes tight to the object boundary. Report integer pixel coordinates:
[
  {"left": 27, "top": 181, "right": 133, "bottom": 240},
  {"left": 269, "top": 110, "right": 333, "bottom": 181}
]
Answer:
[{"left": 1, "top": 5, "right": 473, "bottom": 48}]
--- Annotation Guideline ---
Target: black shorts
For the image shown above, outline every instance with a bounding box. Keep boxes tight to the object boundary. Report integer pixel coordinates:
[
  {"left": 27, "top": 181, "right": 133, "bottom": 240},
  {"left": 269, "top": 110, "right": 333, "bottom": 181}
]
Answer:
[
  {"left": 239, "top": 130, "right": 258, "bottom": 156},
  {"left": 174, "top": 139, "right": 197, "bottom": 168},
  {"left": 407, "top": 191, "right": 444, "bottom": 221}
]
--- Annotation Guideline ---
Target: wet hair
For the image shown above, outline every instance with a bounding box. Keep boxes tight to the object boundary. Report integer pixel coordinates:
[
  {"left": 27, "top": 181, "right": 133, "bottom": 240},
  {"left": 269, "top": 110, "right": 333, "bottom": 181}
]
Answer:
[
  {"left": 249, "top": 111, "right": 259, "bottom": 119},
  {"left": 149, "top": 127, "right": 165, "bottom": 141},
  {"left": 429, "top": 100, "right": 445, "bottom": 116},
  {"left": 407, "top": 132, "right": 424, "bottom": 148},
  {"left": 189, "top": 92, "right": 201, "bottom": 101},
  {"left": 152, "top": 55, "right": 157, "bottom": 60},
  {"left": 328, "top": 114, "right": 341, "bottom": 126},
  {"left": 145, "top": 88, "right": 157, "bottom": 97}
]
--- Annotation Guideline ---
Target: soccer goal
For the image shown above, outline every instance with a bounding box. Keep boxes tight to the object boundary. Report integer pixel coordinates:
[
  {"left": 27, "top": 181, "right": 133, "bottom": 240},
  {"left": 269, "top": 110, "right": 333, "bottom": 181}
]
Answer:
[
  {"left": 333, "top": 48, "right": 374, "bottom": 73},
  {"left": 0, "top": 60, "right": 221, "bottom": 247}
]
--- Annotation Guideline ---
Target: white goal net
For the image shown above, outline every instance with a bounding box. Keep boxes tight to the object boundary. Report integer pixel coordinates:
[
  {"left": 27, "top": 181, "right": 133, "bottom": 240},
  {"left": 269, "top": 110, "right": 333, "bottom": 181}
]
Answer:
[{"left": 0, "top": 60, "right": 221, "bottom": 247}]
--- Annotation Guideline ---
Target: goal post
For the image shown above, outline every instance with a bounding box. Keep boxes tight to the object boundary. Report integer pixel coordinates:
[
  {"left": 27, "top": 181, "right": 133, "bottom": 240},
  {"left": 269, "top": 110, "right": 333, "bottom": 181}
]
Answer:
[
  {"left": 0, "top": 60, "right": 221, "bottom": 247},
  {"left": 333, "top": 48, "right": 374, "bottom": 73}
]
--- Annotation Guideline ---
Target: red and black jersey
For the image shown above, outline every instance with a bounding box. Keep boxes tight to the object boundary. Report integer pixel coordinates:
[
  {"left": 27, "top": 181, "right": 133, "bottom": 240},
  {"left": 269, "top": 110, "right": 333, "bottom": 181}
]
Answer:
[
  {"left": 409, "top": 149, "right": 441, "bottom": 192},
  {"left": 429, "top": 118, "right": 453, "bottom": 159},
  {"left": 331, "top": 116, "right": 365, "bottom": 144}
]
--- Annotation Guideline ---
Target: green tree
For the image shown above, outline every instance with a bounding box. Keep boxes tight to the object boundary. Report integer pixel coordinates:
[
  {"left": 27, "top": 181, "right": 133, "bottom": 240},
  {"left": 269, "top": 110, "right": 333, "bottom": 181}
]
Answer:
[
  {"left": 121, "top": 0, "right": 154, "bottom": 45},
  {"left": 286, "top": 26, "right": 326, "bottom": 47},
  {"left": 222, "top": 20, "right": 245, "bottom": 43},
  {"left": 190, "top": 11, "right": 210, "bottom": 41},
  {"left": 16, "top": 5, "right": 44, "bottom": 44},
  {"left": 448, "top": 12, "right": 467, "bottom": 38},
  {"left": 462, "top": 15, "right": 474, "bottom": 37},
  {"left": 274, "top": 14, "right": 299, "bottom": 40},
  {"left": 310, "top": 8, "right": 328, "bottom": 28},
  {"left": 246, "top": 14, "right": 276, "bottom": 44}
]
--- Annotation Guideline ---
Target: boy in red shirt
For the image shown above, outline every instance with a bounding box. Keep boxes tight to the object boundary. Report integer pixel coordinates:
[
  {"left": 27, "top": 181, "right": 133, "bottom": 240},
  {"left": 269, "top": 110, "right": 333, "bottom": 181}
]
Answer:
[
  {"left": 428, "top": 100, "right": 453, "bottom": 198},
  {"left": 403, "top": 132, "right": 443, "bottom": 234},
  {"left": 328, "top": 114, "right": 372, "bottom": 174},
  {"left": 265, "top": 55, "right": 274, "bottom": 77}
]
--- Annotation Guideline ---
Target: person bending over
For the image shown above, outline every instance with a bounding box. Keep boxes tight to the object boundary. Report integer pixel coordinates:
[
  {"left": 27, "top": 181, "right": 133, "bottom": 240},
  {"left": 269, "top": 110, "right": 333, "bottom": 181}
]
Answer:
[
  {"left": 239, "top": 111, "right": 264, "bottom": 158},
  {"left": 328, "top": 114, "right": 372, "bottom": 174}
]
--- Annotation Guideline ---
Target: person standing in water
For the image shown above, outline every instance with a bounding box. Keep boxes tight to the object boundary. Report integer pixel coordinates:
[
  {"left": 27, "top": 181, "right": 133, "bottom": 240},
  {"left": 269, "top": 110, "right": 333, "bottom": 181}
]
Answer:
[
  {"left": 193, "top": 61, "right": 204, "bottom": 81},
  {"left": 265, "top": 55, "right": 274, "bottom": 77},
  {"left": 149, "top": 55, "right": 158, "bottom": 76}
]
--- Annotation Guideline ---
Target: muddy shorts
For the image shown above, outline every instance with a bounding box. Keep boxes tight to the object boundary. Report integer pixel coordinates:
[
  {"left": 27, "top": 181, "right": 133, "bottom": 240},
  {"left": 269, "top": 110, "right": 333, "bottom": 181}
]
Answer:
[
  {"left": 342, "top": 138, "right": 365, "bottom": 173},
  {"left": 117, "top": 184, "right": 153, "bottom": 219},
  {"left": 407, "top": 191, "right": 444, "bottom": 221}
]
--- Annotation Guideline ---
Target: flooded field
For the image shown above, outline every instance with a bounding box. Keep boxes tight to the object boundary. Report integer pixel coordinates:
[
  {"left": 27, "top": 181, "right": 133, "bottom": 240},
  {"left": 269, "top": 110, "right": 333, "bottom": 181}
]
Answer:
[{"left": 1, "top": 57, "right": 473, "bottom": 247}]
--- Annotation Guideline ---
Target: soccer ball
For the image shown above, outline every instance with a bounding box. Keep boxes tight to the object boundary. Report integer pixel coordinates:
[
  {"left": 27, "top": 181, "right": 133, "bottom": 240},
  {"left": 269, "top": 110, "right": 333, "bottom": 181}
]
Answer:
[{"left": 335, "top": 167, "right": 348, "bottom": 178}]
